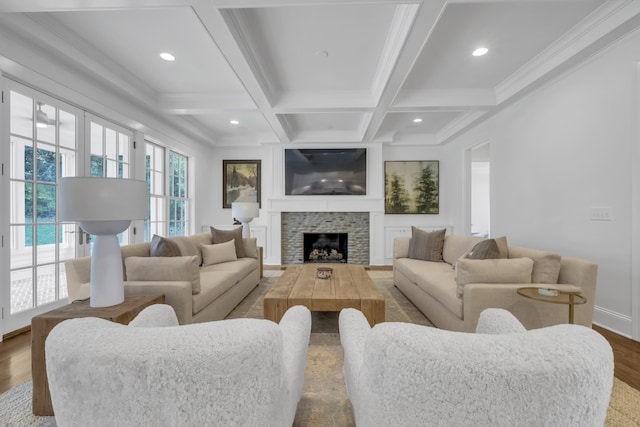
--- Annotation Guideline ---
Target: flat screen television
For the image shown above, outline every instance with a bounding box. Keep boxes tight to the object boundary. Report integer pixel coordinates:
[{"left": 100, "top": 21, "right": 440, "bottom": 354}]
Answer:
[{"left": 284, "top": 148, "right": 367, "bottom": 196}]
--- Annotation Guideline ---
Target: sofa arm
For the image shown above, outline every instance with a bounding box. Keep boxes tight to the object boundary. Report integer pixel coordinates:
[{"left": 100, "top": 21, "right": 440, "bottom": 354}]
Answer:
[
  {"left": 278, "top": 305, "right": 312, "bottom": 422},
  {"left": 339, "top": 308, "right": 372, "bottom": 400},
  {"left": 124, "top": 281, "right": 193, "bottom": 325},
  {"left": 393, "top": 237, "right": 411, "bottom": 259},
  {"left": 129, "top": 304, "right": 179, "bottom": 327},
  {"left": 64, "top": 256, "right": 92, "bottom": 302},
  {"left": 242, "top": 237, "right": 258, "bottom": 259},
  {"left": 476, "top": 308, "right": 526, "bottom": 334}
]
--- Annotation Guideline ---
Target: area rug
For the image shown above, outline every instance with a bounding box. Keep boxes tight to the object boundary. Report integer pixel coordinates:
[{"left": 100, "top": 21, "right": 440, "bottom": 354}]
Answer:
[{"left": 2, "top": 271, "right": 639, "bottom": 426}]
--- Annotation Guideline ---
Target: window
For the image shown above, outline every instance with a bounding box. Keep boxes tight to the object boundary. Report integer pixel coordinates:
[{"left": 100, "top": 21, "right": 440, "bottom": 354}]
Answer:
[
  {"left": 144, "top": 142, "right": 166, "bottom": 240},
  {"left": 144, "top": 143, "right": 190, "bottom": 239},
  {"left": 89, "top": 121, "right": 131, "bottom": 178},
  {"left": 169, "top": 151, "right": 189, "bottom": 236},
  {"left": 7, "top": 89, "right": 78, "bottom": 320}
]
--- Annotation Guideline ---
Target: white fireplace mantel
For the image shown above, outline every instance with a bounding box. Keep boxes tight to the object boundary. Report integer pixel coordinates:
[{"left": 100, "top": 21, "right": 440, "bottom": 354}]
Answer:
[{"left": 267, "top": 197, "right": 384, "bottom": 213}]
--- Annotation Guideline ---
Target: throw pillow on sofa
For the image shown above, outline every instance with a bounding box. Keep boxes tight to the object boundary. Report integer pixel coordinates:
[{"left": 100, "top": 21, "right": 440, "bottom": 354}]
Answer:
[
  {"left": 408, "top": 227, "right": 446, "bottom": 262},
  {"left": 169, "top": 236, "right": 203, "bottom": 266},
  {"left": 210, "top": 226, "right": 245, "bottom": 258},
  {"left": 150, "top": 235, "right": 181, "bottom": 257},
  {"left": 468, "top": 239, "right": 500, "bottom": 259},
  {"left": 125, "top": 255, "right": 201, "bottom": 294},
  {"left": 494, "top": 236, "right": 509, "bottom": 259},
  {"left": 527, "top": 250, "right": 562, "bottom": 284},
  {"left": 456, "top": 257, "right": 534, "bottom": 298},
  {"left": 202, "top": 240, "right": 238, "bottom": 266}
]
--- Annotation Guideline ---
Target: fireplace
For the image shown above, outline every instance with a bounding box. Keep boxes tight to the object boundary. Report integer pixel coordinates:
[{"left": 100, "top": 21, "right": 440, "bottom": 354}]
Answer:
[
  {"left": 281, "top": 212, "right": 369, "bottom": 265},
  {"left": 304, "top": 233, "right": 348, "bottom": 263}
]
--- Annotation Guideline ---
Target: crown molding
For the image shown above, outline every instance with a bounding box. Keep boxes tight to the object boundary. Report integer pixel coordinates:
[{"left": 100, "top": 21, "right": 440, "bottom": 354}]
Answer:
[{"left": 496, "top": 0, "right": 640, "bottom": 104}]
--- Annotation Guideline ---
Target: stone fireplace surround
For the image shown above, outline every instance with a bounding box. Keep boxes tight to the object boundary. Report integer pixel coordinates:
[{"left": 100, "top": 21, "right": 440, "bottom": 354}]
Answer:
[
  {"left": 282, "top": 212, "right": 369, "bottom": 265},
  {"left": 264, "top": 197, "right": 386, "bottom": 266}
]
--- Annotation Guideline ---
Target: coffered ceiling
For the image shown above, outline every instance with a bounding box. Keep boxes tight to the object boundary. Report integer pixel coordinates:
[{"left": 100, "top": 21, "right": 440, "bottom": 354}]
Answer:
[{"left": 1, "top": 0, "right": 639, "bottom": 147}]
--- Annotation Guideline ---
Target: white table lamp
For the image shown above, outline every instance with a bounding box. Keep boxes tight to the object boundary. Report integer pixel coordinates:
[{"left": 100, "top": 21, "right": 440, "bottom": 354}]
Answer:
[
  {"left": 232, "top": 202, "right": 259, "bottom": 238},
  {"left": 58, "top": 177, "right": 148, "bottom": 307}
]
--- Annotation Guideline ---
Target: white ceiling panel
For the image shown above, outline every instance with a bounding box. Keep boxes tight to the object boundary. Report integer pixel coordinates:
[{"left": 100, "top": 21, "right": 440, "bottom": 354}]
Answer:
[
  {"left": 233, "top": 4, "right": 399, "bottom": 93},
  {"left": 375, "top": 112, "right": 462, "bottom": 142},
  {"left": 46, "top": 8, "right": 246, "bottom": 94},
  {"left": 2, "top": 0, "right": 635, "bottom": 146},
  {"left": 402, "top": 1, "right": 604, "bottom": 91}
]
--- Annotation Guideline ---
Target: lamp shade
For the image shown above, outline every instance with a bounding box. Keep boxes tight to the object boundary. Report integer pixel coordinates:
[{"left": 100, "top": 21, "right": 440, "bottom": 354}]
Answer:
[
  {"left": 58, "top": 177, "right": 148, "bottom": 222},
  {"left": 231, "top": 202, "right": 259, "bottom": 220}
]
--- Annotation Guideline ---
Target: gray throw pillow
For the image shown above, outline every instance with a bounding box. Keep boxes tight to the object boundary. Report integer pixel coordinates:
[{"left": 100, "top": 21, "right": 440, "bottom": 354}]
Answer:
[
  {"left": 408, "top": 227, "right": 445, "bottom": 262},
  {"left": 210, "top": 226, "right": 245, "bottom": 258},
  {"left": 150, "top": 235, "right": 181, "bottom": 257},
  {"left": 468, "top": 239, "right": 500, "bottom": 260}
]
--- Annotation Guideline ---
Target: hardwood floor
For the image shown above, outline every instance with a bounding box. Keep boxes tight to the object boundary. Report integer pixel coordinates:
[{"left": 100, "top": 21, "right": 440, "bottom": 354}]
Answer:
[
  {"left": 2, "top": 324, "right": 639, "bottom": 396},
  {"left": 594, "top": 325, "right": 640, "bottom": 390}
]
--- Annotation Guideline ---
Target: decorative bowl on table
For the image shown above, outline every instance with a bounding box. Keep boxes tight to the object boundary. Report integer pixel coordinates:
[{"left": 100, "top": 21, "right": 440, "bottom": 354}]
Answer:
[
  {"left": 317, "top": 267, "right": 333, "bottom": 279},
  {"left": 537, "top": 288, "right": 559, "bottom": 297}
]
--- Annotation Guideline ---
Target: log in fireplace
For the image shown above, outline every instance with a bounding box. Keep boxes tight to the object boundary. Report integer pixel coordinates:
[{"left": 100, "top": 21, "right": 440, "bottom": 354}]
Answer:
[{"left": 303, "top": 233, "right": 348, "bottom": 263}]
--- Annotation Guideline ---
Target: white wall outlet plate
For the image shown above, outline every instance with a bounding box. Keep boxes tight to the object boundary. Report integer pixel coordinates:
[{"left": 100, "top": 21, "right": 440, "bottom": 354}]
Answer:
[{"left": 590, "top": 207, "right": 613, "bottom": 221}]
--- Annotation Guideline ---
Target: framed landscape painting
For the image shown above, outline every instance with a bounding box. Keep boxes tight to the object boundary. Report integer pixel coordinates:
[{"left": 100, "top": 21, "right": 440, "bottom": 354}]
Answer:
[
  {"left": 385, "top": 160, "right": 439, "bottom": 214},
  {"left": 223, "top": 160, "right": 261, "bottom": 208}
]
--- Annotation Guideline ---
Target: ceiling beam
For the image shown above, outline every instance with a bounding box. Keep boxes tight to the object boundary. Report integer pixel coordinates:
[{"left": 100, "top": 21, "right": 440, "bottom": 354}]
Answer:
[
  {"left": 0, "top": 0, "right": 192, "bottom": 13},
  {"left": 192, "top": 0, "right": 291, "bottom": 143},
  {"left": 361, "top": 0, "right": 447, "bottom": 143}
]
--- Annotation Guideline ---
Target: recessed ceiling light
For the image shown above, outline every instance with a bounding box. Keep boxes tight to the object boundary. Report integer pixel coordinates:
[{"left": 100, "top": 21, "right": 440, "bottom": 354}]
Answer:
[
  {"left": 315, "top": 50, "right": 329, "bottom": 58},
  {"left": 159, "top": 52, "right": 175, "bottom": 62},
  {"left": 230, "top": 120, "right": 240, "bottom": 125},
  {"left": 413, "top": 118, "right": 423, "bottom": 123},
  {"left": 472, "top": 47, "right": 488, "bottom": 57}
]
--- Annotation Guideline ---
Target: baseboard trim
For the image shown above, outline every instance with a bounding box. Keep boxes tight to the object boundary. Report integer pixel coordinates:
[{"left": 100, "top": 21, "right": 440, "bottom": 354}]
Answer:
[
  {"left": 593, "top": 305, "right": 633, "bottom": 339},
  {"left": 3, "top": 325, "right": 30, "bottom": 341}
]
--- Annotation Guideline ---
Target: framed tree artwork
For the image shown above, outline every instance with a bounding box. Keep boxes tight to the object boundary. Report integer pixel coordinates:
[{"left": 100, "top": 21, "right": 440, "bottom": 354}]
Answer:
[
  {"left": 385, "top": 160, "right": 439, "bottom": 214},
  {"left": 223, "top": 160, "right": 261, "bottom": 208}
]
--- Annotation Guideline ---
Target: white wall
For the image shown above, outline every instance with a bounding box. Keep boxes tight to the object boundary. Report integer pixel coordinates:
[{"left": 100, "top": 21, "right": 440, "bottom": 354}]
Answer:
[
  {"left": 200, "top": 145, "right": 273, "bottom": 230},
  {"left": 443, "top": 28, "right": 640, "bottom": 338}
]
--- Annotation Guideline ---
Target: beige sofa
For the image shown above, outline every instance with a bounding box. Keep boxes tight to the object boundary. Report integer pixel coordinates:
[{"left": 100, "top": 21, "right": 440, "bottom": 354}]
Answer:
[
  {"left": 393, "top": 234, "right": 597, "bottom": 332},
  {"left": 65, "top": 232, "right": 260, "bottom": 324}
]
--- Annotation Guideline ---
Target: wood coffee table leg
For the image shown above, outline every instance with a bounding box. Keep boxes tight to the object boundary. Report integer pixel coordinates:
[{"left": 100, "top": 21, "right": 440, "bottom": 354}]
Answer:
[{"left": 360, "top": 298, "right": 385, "bottom": 326}]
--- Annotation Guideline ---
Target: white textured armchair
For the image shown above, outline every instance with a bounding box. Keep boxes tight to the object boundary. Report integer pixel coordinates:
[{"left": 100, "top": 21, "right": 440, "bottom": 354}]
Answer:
[
  {"left": 46, "top": 304, "right": 312, "bottom": 427},
  {"left": 339, "top": 308, "right": 613, "bottom": 427}
]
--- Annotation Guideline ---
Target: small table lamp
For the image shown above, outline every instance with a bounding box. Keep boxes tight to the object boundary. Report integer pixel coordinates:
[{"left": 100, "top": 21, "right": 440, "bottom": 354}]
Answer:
[
  {"left": 232, "top": 202, "right": 259, "bottom": 238},
  {"left": 58, "top": 177, "right": 148, "bottom": 307}
]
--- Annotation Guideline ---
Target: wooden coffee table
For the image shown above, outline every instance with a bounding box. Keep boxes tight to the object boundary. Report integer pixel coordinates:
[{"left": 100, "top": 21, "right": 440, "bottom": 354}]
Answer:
[{"left": 264, "top": 264, "right": 385, "bottom": 326}]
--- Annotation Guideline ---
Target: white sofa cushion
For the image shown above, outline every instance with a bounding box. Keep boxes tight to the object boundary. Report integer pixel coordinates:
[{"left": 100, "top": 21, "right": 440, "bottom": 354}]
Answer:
[
  {"left": 415, "top": 272, "right": 462, "bottom": 318},
  {"left": 442, "top": 235, "right": 484, "bottom": 265},
  {"left": 192, "top": 270, "right": 238, "bottom": 313},
  {"left": 202, "top": 240, "right": 238, "bottom": 266},
  {"left": 210, "top": 226, "right": 245, "bottom": 258},
  {"left": 200, "top": 257, "right": 258, "bottom": 283},
  {"left": 394, "top": 258, "right": 454, "bottom": 283},
  {"left": 125, "top": 255, "right": 201, "bottom": 294},
  {"left": 509, "top": 246, "right": 562, "bottom": 284},
  {"left": 456, "top": 257, "right": 534, "bottom": 298}
]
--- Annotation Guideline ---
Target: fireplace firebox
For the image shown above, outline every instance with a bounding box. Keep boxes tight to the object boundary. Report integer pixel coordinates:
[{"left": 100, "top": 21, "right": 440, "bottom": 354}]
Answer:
[{"left": 304, "top": 233, "right": 348, "bottom": 263}]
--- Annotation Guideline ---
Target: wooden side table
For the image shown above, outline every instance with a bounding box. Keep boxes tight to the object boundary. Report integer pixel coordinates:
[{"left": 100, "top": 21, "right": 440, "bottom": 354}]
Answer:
[
  {"left": 517, "top": 287, "right": 586, "bottom": 324},
  {"left": 31, "top": 294, "right": 165, "bottom": 416}
]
